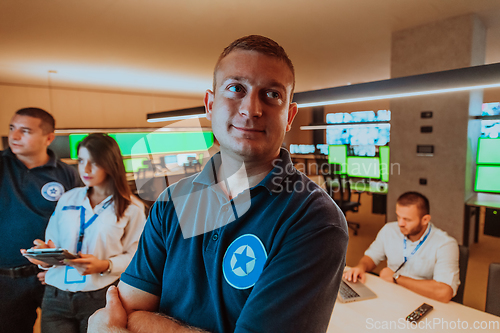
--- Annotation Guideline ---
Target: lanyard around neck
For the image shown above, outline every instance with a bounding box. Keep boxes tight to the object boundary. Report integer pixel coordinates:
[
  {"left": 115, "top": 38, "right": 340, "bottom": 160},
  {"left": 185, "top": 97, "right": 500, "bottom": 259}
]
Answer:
[
  {"left": 62, "top": 197, "right": 113, "bottom": 253},
  {"left": 403, "top": 224, "right": 432, "bottom": 263}
]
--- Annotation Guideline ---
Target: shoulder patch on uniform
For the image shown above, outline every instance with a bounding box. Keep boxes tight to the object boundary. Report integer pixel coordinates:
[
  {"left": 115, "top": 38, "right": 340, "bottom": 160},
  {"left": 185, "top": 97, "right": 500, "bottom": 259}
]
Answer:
[
  {"left": 223, "top": 234, "right": 267, "bottom": 290},
  {"left": 41, "top": 182, "right": 65, "bottom": 201}
]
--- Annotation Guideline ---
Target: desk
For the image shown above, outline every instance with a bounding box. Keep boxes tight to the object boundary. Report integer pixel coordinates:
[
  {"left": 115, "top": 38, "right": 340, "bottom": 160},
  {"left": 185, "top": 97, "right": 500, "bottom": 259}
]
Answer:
[
  {"left": 327, "top": 273, "right": 499, "bottom": 332},
  {"left": 350, "top": 181, "right": 388, "bottom": 194},
  {"left": 464, "top": 193, "right": 500, "bottom": 245}
]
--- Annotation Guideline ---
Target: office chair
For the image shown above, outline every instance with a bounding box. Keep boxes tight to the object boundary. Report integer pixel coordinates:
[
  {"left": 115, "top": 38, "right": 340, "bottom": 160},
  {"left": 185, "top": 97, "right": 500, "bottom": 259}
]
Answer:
[
  {"left": 184, "top": 157, "right": 201, "bottom": 176},
  {"left": 485, "top": 262, "right": 500, "bottom": 316},
  {"left": 320, "top": 163, "right": 361, "bottom": 235},
  {"left": 135, "top": 159, "right": 169, "bottom": 203},
  {"left": 451, "top": 245, "right": 469, "bottom": 304}
]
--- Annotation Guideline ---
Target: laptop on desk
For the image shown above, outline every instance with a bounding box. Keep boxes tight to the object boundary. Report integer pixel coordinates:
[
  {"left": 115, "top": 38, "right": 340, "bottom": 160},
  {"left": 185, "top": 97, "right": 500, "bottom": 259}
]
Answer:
[{"left": 337, "top": 278, "right": 377, "bottom": 303}]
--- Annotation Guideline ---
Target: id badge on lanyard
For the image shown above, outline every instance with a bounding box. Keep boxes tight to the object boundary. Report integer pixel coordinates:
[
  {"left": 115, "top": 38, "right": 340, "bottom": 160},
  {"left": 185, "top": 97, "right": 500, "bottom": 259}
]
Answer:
[
  {"left": 394, "top": 225, "right": 432, "bottom": 275},
  {"left": 403, "top": 225, "right": 432, "bottom": 263},
  {"left": 65, "top": 266, "right": 86, "bottom": 284},
  {"left": 61, "top": 198, "right": 112, "bottom": 284}
]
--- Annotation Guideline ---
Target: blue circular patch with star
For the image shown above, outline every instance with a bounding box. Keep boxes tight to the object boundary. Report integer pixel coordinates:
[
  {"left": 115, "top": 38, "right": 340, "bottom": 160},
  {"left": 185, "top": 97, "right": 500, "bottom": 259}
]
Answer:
[
  {"left": 223, "top": 234, "right": 267, "bottom": 290},
  {"left": 41, "top": 182, "right": 65, "bottom": 201}
]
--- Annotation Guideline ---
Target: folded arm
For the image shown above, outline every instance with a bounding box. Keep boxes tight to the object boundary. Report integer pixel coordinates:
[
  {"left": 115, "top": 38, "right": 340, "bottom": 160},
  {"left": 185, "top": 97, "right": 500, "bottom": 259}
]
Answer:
[{"left": 89, "top": 281, "right": 209, "bottom": 333}]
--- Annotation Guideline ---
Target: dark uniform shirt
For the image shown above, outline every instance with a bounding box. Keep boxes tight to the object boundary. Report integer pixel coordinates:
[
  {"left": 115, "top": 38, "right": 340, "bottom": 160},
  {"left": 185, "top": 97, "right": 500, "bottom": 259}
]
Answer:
[
  {"left": 122, "top": 149, "right": 348, "bottom": 333},
  {"left": 0, "top": 148, "right": 80, "bottom": 268}
]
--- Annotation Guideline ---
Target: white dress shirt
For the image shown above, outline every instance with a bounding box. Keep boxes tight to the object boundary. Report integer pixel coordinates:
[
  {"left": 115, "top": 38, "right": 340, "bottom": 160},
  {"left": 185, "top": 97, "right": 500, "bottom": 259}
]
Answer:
[
  {"left": 44, "top": 187, "right": 146, "bottom": 292},
  {"left": 364, "top": 222, "right": 460, "bottom": 296}
]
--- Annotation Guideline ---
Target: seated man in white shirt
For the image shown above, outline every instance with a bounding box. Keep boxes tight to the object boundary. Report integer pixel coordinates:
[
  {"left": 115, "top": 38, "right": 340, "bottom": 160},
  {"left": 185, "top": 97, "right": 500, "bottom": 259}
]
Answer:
[{"left": 343, "top": 191, "right": 460, "bottom": 303}]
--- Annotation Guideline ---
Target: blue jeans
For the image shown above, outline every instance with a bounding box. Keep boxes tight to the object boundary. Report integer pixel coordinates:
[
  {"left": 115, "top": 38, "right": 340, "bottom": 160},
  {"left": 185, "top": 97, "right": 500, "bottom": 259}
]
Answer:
[
  {"left": 41, "top": 281, "right": 118, "bottom": 333},
  {"left": 0, "top": 274, "right": 44, "bottom": 333}
]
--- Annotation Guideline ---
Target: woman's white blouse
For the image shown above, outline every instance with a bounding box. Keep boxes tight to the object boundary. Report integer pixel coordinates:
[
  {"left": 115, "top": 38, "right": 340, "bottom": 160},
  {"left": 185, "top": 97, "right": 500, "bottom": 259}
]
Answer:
[{"left": 44, "top": 187, "right": 146, "bottom": 292}]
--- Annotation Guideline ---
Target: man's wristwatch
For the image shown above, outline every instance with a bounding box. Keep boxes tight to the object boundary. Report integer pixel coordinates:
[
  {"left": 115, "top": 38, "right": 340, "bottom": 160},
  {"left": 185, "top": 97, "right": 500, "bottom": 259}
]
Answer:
[
  {"left": 100, "top": 260, "right": 113, "bottom": 276},
  {"left": 392, "top": 272, "right": 400, "bottom": 284}
]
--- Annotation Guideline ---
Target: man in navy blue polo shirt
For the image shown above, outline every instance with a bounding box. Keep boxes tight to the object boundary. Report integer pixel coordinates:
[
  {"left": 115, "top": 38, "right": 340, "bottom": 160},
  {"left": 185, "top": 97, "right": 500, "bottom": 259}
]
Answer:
[
  {"left": 90, "top": 35, "right": 348, "bottom": 333},
  {"left": 0, "top": 107, "right": 80, "bottom": 333}
]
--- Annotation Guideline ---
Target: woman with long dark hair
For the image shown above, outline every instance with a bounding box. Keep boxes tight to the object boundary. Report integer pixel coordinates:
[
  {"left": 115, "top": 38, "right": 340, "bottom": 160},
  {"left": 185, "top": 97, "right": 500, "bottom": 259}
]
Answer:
[{"left": 22, "top": 133, "right": 146, "bottom": 332}]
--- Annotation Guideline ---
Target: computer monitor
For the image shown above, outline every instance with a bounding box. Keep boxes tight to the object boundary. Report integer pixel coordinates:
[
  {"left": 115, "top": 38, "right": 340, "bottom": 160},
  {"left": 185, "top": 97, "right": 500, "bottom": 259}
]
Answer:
[
  {"left": 290, "top": 144, "right": 315, "bottom": 154},
  {"left": 69, "top": 132, "right": 214, "bottom": 159},
  {"left": 326, "top": 124, "right": 390, "bottom": 146},
  {"left": 69, "top": 134, "right": 88, "bottom": 159},
  {"left": 379, "top": 146, "right": 390, "bottom": 182},
  {"left": 316, "top": 144, "right": 329, "bottom": 155},
  {"left": 351, "top": 145, "right": 376, "bottom": 157},
  {"left": 477, "top": 138, "right": 500, "bottom": 164},
  {"left": 123, "top": 158, "right": 149, "bottom": 173},
  {"left": 481, "top": 120, "right": 500, "bottom": 138},
  {"left": 328, "top": 145, "right": 347, "bottom": 174},
  {"left": 48, "top": 135, "right": 71, "bottom": 159},
  {"left": 482, "top": 102, "right": 500, "bottom": 116},
  {"left": 475, "top": 166, "right": 500, "bottom": 194},
  {"left": 347, "top": 156, "right": 381, "bottom": 179}
]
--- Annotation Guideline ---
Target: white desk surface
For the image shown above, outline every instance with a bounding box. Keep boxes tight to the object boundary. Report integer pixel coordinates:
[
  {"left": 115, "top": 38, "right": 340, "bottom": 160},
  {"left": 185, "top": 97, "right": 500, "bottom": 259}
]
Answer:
[
  {"left": 466, "top": 193, "right": 500, "bottom": 209},
  {"left": 327, "top": 273, "right": 500, "bottom": 332}
]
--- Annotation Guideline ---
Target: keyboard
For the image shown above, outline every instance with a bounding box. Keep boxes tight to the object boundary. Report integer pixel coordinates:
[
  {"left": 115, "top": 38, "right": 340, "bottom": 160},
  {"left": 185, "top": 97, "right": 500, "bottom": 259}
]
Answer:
[{"left": 339, "top": 280, "right": 360, "bottom": 299}]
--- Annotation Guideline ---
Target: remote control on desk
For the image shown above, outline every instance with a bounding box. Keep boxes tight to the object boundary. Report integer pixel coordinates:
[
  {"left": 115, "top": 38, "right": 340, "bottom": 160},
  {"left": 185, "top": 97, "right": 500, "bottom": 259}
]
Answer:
[{"left": 406, "top": 303, "right": 433, "bottom": 322}]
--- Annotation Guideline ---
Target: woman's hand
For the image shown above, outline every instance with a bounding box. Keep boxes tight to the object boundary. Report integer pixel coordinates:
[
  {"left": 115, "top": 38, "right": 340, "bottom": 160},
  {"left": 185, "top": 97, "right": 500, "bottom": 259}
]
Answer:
[
  {"left": 65, "top": 254, "right": 110, "bottom": 275},
  {"left": 20, "top": 239, "right": 56, "bottom": 267},
  {"left": 37, "top": 271, "right": 47, "bottom": 285}
]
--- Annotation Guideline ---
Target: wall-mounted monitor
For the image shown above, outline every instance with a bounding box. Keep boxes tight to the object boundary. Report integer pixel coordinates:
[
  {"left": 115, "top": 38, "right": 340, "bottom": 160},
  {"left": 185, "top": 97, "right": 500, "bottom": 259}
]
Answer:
[
  {"left": 475, "top": 166, "right": 500, "bottom": 194},
  {"left": 328, "top": 145, "right": 347, "bottom": 174},
  {"left": 47, "top": 136, "right": 71, "bottom": 159},
  {"left": 480, "top": 102, "right": 500, "bottom": 138},
  {"left": 379, "top": 146, "right": 390, "bottom": 182},
  {"left": 326, "top": 124, "right": 390, "bottom": 146},
  {"left": 316, "top": 144, "right": 329, "bottom": 155},
  {"left": 290, "top": 144, "right": 315, "bottom": 154},
  {"left": 326, "top": 110, "right": 391, "bottom": 124},
  {"left": 347, "top": 156, "right": 381, "bottom": 179},
  {"left": 477, "top": 138, "right": 500, "bottom": 164},
  {"left": 482, "top": 102, "right": 500, "bottom": 116},
  {"left": 123, "top": 158, "right": 149, "bottom": 173},
  {"left": 69, "top": 132, "right": 214, "bottom": 159},
  {"left": 352, "top": 145, "right": 376, "bottom": 157}
]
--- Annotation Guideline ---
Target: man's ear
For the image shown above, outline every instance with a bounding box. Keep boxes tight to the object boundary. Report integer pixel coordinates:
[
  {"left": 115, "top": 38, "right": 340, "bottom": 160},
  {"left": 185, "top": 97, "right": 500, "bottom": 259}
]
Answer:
[
  {"left": 204, "top": 89, "right": 214, "bottom": 121},
  {"left": 285, "top": 102, "right": 298, "bottom": 132},
  {"left": 421, "top": 214, "right": 431, "bottom": 226},
  {"left": 45, "top": 132, "right": 55, "bottom": 147}
]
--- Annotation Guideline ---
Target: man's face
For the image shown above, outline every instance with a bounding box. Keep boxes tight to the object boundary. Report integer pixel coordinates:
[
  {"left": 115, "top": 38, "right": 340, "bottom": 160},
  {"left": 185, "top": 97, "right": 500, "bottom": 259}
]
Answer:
[
  {"left": 8, "top": 115, "right": 53, "bottom": 158},
  {"left": 396, "top": 204, "right": 429, "bottom": 238},
  {"left": 204, "top": 50, "right": 297, "bottom": 162}
]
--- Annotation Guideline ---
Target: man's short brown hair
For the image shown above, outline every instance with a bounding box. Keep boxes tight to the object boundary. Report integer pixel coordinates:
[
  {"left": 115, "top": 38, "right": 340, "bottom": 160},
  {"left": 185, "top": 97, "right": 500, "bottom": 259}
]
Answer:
[
  {"left": 16, "top": 107, "right": 55, "bottom": 134},
  {"left": 213, "top": 35, "right": 295, "bottom": 96},
  {"left": 397, "top": 191, "right": 430, "bottom": 218}
]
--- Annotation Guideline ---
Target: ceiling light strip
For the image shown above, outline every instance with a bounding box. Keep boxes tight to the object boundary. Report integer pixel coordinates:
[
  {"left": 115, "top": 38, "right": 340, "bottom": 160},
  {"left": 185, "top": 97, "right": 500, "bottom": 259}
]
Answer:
[
  {"left": 146, "top": 106, "right": 206, "bottom": 123},
  {"left": 147, "top": 114, "right": 207, "bottom": 123},
  {"left": 297, "top": 83, "right": 500, "bottom": 108},
  {"left": 300, "top": 122, "right": 390, "bottom": 130},
  {"left": 55, "top": 127, "right": 212, "bottom": 134},
  {"left": 293, "top": 62, "right": 500, "bottom": 108}
]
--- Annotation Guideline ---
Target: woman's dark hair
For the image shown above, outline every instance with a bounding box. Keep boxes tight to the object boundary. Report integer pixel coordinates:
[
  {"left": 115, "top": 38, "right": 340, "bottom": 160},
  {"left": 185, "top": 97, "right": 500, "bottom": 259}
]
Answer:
[{"left": 78, "top": 133, "right": 132, "bottom": 219}]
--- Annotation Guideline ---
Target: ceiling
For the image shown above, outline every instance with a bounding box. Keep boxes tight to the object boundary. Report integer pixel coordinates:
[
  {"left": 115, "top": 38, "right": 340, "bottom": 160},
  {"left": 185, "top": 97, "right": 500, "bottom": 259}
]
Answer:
[{"left": 2, "top": 0, "right": 500, "bottom": 99}]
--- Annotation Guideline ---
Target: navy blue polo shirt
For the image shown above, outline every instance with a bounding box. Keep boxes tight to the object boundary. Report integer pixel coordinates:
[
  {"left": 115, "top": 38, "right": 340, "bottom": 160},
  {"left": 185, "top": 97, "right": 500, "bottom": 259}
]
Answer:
[
  {"left": 122, "top": 149, "right": 348, "bottom": 333},
  {"left": 0, "top": 148, "right": 80, "bottom": 268}
]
